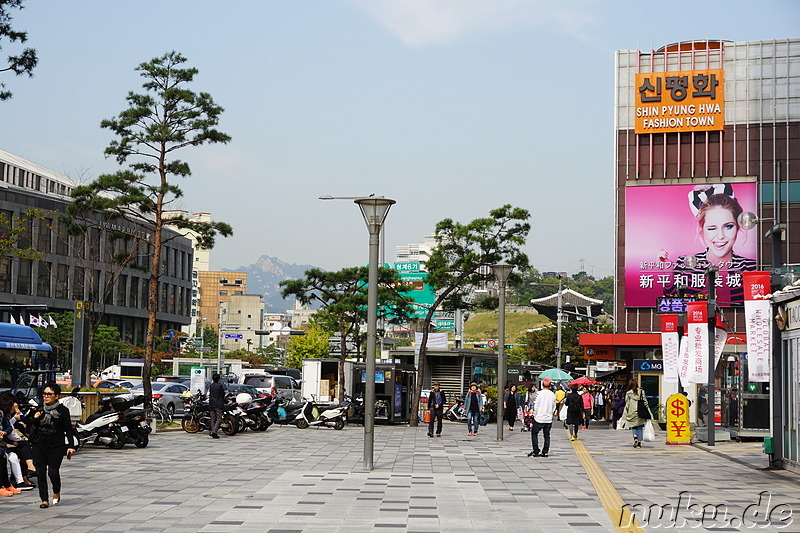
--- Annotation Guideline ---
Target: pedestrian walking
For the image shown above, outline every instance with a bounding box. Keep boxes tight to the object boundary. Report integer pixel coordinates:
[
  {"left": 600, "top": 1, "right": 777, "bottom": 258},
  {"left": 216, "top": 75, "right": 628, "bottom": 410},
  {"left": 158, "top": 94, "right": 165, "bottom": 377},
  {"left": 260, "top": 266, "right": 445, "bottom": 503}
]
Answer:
[
  {"left": 565, "top": 384, "right": 584, "bottom": 441},
  {"left": 464, "top": 382, "right": 483, "bottom": 436},
  {"left": 622, "top": 379, "right": 653, "bottom": 448},
  {"left": 29, "top": 383, "right": 77, "bottom": 508},
  {"left": 527, "top": 377, "right": 556, "bottom": 457},
  {"left": 610, "top": 390, "right": 625, "bottom": 429},
  {"left": 208, "top": 373, "right": 225, "bottom": 439},
  {"left": 503, "top": 384, "right": 521, "bottom": 431},
  {"left": 427, "top": 382, "right": 446, "bottom": 437},
  {"left": 581, "top": 387, "right": 594, "bottom": 429}
]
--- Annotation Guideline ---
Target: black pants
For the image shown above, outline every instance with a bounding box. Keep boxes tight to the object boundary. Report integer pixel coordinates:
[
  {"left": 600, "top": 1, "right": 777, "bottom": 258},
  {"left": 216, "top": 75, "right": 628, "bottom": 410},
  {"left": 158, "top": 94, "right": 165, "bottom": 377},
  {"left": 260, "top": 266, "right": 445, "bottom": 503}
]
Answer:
[
  {"left": 32, "top": 443, "right": 65, "bottom": 502},
  {"left": 531, "top": 421, "right": 552, "bottom": 454},
  {"left": 0, "top": 453, "right": 11, "bottom": 488},
  {"left": 428, "top": 409, "right": 443, "bottom": 435}
]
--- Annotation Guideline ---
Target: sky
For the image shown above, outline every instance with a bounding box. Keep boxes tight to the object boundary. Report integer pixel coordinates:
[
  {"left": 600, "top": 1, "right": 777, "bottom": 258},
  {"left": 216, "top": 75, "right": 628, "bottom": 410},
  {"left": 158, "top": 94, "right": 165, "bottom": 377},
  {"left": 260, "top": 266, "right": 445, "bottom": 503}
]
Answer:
[{"left": 1, "top": 1, "right": 797, "bottom": 277}]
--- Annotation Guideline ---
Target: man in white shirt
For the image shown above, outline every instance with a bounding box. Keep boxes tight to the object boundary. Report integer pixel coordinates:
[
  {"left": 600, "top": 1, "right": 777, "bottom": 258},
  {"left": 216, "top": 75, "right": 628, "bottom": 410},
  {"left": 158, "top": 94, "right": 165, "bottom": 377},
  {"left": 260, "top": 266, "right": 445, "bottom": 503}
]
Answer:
[{"left": 528, "top": 377, "right": 557, "bottom": 457}]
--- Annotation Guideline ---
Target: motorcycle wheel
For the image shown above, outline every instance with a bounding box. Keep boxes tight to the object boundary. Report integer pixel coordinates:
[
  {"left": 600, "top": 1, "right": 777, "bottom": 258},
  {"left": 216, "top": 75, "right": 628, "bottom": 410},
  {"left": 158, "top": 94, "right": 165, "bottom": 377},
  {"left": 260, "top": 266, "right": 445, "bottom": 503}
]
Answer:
[
  {"left": 135, "top": 431, "right": 149, "bottom": 448},
  {"left": 237, "top": 417, "right": 247, "bottom": 433},
  {"left": 221, "top": 415, "right": 237, "bottom": 436},
  {"left": 333, "top": 418, "right": 345, "bottom": 431},
  {"left": 296, "top": 418, "right": 309, "bottom": 429},
  {"left": 107, "top": 428, "right": 126, "bottom": 449},
  {"left": 257, "top": 415, "right": 269, "bottom": 431},
  {"left": 182, "top": 416, "right": 200, "bottom": 433},
  {"left": 447, "top": 412, "right": 456, "bottom": 422}
]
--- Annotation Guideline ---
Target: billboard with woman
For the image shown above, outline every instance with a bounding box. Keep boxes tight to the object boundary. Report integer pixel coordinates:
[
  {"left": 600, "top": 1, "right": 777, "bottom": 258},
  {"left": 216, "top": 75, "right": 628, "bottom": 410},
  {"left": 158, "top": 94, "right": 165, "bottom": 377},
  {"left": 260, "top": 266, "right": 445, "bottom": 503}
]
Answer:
[{"left": 624, "top": 182, "right": 758, "bottom": 307}]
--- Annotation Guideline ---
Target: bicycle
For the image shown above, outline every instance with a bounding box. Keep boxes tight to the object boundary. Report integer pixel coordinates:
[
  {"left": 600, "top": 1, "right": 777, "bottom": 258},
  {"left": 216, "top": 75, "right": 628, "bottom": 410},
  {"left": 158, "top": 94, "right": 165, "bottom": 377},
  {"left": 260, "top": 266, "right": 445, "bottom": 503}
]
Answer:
[{"left": 150, "top": 403, "right": 172, "bottom": 424}]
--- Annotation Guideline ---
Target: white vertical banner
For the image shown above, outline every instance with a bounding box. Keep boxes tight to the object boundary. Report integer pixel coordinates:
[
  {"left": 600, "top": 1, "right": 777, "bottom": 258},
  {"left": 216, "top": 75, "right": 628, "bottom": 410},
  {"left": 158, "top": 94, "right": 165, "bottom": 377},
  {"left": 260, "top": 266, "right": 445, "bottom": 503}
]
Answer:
[
  {"left": 713, "top": 324, "right": 728, "bottom": 369},
  {"left": 743, "top": 271, "right": 772, "bottom": 383},
  {"left": 678, "top": 333, "right": 690, "bottom": 388},
  {"left": 660, "top": 314, "right": 679, "bottom": 383},
  {"left": 686, "top": 302, "right": 709, "bottom": 384},
  {"left": 414, "top": 332, "right": 449, "bottom": 355}
]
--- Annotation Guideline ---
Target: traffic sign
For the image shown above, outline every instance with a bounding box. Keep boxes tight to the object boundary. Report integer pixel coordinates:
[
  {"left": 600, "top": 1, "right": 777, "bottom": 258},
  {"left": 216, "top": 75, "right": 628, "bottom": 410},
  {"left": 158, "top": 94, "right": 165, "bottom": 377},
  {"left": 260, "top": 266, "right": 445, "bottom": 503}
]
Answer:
[
  {"left": 224, "top": 334, "right": 243, "bottom": 339},
  {"left": 487, "top": 339, "right": 498, "bottom": 348},
  {"left": 197, "top": 347, "right": 213, "bottom": 353}
]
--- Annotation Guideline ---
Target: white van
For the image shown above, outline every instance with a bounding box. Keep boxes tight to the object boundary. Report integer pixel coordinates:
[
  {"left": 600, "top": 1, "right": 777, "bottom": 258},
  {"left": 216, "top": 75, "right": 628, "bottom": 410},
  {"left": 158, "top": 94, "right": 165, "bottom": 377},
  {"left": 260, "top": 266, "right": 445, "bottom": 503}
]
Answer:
[{"left": 242, "top": 373, "right": 302, "bottom": 403}]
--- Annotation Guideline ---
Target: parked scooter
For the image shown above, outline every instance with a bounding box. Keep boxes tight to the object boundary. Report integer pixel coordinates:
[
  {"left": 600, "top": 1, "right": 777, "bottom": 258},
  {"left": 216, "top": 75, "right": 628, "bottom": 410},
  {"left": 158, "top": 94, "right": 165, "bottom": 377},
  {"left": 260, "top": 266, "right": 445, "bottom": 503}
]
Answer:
[
  {"left": 232, "top": 393, "right": 270, "bottom": 431},
  {"left": 445, "top": 395, "right": 467, "bottom": 423},
  {"left": 116, "top": 395, "right": 150, "bottom": 448},
  {"left": 72, "top": 398, "right": 126, "bottom": 449},
  {"left": 303, "top": 397, "right": 348, "bottom": 430},
  {"left": 181, "top": 392, "right": 237, "bottom": 435},
  {"left": 265, "top": 396, "right": 313, "bottom": 428}
]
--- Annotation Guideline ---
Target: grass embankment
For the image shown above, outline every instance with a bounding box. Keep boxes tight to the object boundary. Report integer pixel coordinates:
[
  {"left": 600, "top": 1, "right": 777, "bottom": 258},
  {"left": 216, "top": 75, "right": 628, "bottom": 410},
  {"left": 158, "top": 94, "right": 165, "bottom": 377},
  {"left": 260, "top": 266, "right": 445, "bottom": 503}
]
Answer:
[{"left": 463, "top": 312, "right": 551, "bottom": 343}]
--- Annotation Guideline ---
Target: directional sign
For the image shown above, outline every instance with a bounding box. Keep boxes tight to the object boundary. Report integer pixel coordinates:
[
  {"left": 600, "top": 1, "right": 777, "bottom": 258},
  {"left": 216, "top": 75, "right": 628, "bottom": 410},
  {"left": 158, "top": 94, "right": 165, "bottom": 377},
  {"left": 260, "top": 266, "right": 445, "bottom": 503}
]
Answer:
[{"left": 224, "top": 334, "right": 243, "bottom": 339}]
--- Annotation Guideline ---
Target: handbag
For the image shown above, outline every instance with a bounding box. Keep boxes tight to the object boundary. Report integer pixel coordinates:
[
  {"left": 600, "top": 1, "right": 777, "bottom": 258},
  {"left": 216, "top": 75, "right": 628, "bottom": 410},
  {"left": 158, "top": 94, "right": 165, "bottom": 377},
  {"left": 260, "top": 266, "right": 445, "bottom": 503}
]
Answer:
[
  {"left": 643, "top": 419, "right": 655, "bottom": 441},
  {"left": 423, "top": 410, "right": 431, "bottom": 424},
  {"left": 516, "top": 406, "right": 524, "bottom": 421},
  {"left": 558, "top": 404, "right": 567, "bottom": 421},
  {"left": 637, "top": 392, "right": 651, "bottom": 420}
]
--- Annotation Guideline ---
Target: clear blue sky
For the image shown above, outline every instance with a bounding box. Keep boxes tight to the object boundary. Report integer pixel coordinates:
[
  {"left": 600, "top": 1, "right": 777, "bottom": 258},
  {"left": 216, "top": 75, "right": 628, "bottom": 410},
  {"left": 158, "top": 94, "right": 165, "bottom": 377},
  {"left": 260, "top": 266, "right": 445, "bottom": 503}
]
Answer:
[{"left": 2, "top": 1, "right": 797, "bottom": 277}]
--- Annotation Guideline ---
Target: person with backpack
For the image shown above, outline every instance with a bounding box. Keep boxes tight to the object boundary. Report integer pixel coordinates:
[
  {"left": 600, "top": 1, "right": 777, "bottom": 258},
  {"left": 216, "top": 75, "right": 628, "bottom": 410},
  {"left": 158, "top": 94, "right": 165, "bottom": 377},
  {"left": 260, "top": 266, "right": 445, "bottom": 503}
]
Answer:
[
  {"left": 610, "top": 390, "right": 625, "bottom": 429},
  {"left": 622, "top": 379, "right": 654, "bottom": 448}
]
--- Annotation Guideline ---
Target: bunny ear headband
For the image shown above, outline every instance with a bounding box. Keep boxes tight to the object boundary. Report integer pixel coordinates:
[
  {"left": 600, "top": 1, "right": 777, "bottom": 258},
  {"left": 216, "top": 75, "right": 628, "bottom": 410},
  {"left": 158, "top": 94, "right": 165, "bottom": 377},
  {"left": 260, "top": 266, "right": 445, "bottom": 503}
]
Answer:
[{"left": 688, "top": 183, "right": 734, "bottom": 217}]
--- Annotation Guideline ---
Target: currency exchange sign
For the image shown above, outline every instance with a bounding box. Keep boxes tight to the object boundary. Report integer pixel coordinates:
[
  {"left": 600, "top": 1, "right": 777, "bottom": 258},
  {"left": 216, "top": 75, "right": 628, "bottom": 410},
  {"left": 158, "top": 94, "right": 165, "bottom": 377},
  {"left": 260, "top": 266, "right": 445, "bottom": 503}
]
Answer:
[{"left": 665, "top": 393, "right": 691, "bottom": 445}]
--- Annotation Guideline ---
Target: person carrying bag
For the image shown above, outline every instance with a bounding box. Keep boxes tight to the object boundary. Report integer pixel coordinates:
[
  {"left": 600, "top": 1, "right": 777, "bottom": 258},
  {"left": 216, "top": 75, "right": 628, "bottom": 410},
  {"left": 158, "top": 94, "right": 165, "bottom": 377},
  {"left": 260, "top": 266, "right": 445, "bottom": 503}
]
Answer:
[{"left": 621, "top": 379, "right": 653, "bottom": 448}]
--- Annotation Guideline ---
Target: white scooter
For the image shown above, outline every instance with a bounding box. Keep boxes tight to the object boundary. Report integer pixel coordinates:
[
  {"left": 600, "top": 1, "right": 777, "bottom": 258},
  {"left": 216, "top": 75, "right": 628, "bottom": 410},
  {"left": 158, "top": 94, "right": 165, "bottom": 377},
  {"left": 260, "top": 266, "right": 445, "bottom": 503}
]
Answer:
[{"left": 302, "top": 396, "right": 349, "bottom": 430}]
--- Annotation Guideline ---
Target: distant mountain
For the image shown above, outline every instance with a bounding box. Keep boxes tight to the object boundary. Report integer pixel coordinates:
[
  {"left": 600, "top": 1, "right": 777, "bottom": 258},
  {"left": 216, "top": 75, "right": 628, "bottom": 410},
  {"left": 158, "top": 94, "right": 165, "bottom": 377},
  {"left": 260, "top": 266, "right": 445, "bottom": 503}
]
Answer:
[{"left": 222, "top": 255, "right": 319, "bottom": 312}]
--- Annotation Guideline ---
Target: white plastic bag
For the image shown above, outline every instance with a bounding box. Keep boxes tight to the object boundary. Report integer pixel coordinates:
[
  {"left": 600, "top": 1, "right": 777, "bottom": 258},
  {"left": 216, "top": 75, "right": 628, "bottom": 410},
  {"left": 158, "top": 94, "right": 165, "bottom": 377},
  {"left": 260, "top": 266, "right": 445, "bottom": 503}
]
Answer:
[
  {"left": 616, "top": 419, "right": 627, "bottom": 431},
  {"left": 558, "top": 404, "right": 567, "bottom": 421},
  {"left": 643, "top": 419, "right": 655, "bottom": 441}
]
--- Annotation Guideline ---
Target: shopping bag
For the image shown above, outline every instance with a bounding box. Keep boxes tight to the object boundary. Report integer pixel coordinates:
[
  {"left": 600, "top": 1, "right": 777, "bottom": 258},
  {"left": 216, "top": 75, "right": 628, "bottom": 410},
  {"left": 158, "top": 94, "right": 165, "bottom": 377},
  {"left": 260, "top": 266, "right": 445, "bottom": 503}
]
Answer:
[
  {"left": 643, "top": 419, "right": 655, "bottom": 441},
  {"left": 616, "top": 419, "right": 627, "bottom": 431},
  {"left": 558, "top": 404, "right": 567, "bottom": 421},
  {"left": 423, "top": 410, "right": 431, "bottom": 424},
  {"left": 517, "top": 406, "right": 524, "bottom": 421},
  {"left": 637, "top": 392, "right": 652, "bottom": 420}
]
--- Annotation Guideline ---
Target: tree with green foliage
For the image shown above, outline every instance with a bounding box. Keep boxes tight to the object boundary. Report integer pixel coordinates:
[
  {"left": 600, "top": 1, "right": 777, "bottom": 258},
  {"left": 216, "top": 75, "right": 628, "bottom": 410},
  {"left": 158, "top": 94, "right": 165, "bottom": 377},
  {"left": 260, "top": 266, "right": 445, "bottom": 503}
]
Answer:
[
  {"left": 285, "top": 326, "right": 331, "bottom": 369},
  {"left": 0, "top": 0, "right": 37, "bottom": 101},
  {"left": 67, "top": 51, "right": 232, "bottom": 403},
  {"left": 0, "top": 208, "right": 49, "bottom": 259},
  {"left": 409, "top": 205, "right": 530, "bottom": 427},
  {"left": 281, "top": 266, "right": 413, "bottom": 400}
]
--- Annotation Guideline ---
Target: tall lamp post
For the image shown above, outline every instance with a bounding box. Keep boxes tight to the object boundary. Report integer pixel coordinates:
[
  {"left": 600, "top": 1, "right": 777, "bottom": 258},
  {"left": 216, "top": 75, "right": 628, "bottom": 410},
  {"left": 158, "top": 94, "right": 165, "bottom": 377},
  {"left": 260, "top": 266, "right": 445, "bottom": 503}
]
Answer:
[
  {"left": 321, "top": 195, "right": 395, "bottom": 471},
  {"left": 492, "top": 264, "right": 513, "bottom": 442},
  {"left": 556, "top": 275, "right": 564, "bottom": 369},
  {"left": 355, "top": 197, "right": 395, "bottom": 471}
]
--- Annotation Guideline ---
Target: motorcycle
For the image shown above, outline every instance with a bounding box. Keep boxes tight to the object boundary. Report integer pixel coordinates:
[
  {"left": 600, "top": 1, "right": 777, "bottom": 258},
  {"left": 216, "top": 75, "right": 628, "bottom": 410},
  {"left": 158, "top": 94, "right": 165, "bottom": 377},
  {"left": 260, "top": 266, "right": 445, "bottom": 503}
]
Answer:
[
  {"left": 302, "top": 397, "right": 349, "bottom": 430},
  {"left": 181, "top": 392, "right": 237, "bottom": 436},
  {"left": 265, "top": 397, "right": 313, "bottom": 428},
  {"left": 116, "top": 395, "right": 150, "bottom": 448},
  {"left": 234, "top": 393, "right": 270, "bottom": 431},
  {"left": 72, "top": 397, "right": 126, "bottom": 449},
  {"left": 445, "top": 395, "right": 467, "bottom": 423}
]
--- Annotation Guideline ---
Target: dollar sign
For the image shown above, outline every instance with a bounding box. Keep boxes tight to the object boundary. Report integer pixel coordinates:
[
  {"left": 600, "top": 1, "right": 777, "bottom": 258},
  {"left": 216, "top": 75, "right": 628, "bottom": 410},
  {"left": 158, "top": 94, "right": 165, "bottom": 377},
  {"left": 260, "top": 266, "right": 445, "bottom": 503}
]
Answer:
[{"left": 670, "top": 398, "right": 685, "bottom": 417}]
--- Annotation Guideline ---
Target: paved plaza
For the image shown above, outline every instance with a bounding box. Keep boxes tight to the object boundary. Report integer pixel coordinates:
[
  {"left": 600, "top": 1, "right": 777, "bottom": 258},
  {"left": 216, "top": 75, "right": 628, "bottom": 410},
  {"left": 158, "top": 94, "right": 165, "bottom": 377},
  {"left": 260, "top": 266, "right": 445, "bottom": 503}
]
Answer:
[{"left": 1, "top": 421, "right": 798, "bottom": 532}]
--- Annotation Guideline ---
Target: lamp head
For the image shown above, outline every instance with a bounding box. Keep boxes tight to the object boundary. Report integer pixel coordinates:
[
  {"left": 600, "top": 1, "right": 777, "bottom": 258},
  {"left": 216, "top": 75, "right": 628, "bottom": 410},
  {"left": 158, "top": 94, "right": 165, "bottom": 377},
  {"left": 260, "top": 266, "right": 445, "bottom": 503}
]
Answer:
[
  {"left": 492, "top": 264, "right": 513, "bottom": 283},
  {"left": 354, "top": 196, "right": 395, "bottom": 232}
]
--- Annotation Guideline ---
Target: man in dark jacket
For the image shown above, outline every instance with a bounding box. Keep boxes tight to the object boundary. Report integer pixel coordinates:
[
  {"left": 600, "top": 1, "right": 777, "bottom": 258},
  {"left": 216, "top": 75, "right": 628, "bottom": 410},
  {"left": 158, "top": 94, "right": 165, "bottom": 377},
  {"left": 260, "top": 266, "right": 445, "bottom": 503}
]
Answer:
[
  {"left": 208, "top": 374, "right": 225, "bottom": 439},
  {"left": 427, "top": 382, "right": 446, "bottom": 438}
]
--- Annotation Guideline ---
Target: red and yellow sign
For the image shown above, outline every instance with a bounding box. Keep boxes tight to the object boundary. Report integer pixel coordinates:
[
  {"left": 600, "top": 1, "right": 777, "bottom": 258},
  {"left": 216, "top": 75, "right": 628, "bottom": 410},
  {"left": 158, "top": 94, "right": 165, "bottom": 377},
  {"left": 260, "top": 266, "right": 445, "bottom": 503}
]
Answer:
[
  {"left": 665, "top": 393, "right": 691, "bottom": 445},
  {"left": 635, "top": 69, "right": 724, "bottom": 134}
]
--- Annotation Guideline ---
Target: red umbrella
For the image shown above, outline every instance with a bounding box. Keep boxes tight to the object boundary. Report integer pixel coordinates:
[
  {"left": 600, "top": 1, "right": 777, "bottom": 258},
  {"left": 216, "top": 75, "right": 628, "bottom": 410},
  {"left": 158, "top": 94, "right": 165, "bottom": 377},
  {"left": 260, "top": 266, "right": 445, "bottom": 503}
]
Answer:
[{"left": 569, "top": 376, "right": 599, "bottom": 386}]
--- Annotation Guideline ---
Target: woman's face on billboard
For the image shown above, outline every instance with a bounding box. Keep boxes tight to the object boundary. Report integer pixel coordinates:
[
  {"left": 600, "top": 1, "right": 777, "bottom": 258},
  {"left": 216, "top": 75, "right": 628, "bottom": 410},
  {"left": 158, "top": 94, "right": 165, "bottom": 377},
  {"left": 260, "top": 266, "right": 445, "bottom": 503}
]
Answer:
[{"left": 701, "top": 206, "right": 738, "bottom": 262}]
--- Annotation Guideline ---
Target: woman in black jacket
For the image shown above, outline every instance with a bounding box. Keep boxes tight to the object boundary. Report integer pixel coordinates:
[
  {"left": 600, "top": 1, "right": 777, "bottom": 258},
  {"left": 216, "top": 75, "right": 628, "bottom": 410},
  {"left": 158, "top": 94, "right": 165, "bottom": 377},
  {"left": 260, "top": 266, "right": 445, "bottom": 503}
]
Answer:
[
  {"left": 30, "top": 383, "right": 77, "bottom": 508},
  {"left": 564, "top": 384, "right": 584, "bottom": 441}
]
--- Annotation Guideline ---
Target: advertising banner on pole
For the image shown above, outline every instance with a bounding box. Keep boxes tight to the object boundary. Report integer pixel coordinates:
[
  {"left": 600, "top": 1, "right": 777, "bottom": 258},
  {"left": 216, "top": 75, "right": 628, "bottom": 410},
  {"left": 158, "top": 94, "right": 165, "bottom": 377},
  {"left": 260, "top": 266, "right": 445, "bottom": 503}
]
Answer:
[
  {"left": 660, "top": 314, "right": 680, "bottom": 383},
  {"left": 743, "top": 271, "right": 772, "bottom": 382},
  {"left": 686, "top": 302, "right": 709, "bottom": 384},
  {"left": 678, "top": 331, "right": 690, "bottom": 388}
]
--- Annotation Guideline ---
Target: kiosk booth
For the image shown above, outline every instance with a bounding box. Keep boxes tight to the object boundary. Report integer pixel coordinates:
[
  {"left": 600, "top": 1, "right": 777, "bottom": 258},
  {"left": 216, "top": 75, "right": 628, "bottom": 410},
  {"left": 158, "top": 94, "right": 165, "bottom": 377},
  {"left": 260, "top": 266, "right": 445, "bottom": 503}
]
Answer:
[{"left": 351, "top": 362, "right": 416, "bottom": 423}]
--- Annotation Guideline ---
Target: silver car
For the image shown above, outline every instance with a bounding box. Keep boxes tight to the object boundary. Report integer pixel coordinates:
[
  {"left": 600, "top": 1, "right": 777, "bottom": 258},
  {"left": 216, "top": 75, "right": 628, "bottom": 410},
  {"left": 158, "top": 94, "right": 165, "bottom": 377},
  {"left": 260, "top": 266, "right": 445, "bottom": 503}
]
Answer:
[{"left": 130, "top": 382, "right": 189, "bottom": 417}]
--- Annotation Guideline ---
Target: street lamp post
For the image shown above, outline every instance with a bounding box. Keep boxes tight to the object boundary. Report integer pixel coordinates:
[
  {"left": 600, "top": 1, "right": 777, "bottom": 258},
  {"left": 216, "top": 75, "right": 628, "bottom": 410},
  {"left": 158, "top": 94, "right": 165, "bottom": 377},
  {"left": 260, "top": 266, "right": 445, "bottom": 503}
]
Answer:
[
  {"left": 322, "top": 195, "right": 395, "bottom": 471},
  {"left": 492, "top": 264, "right": 513, "bottom": 443},
  {"left": 556, "top": 275, "right": 564, "bottom": 369},
  {"left": 706, "top": 266, "right": 718, "bottom": 447},
  {"left": 355, "top": 197, "right": 395, "bottom": 471}
]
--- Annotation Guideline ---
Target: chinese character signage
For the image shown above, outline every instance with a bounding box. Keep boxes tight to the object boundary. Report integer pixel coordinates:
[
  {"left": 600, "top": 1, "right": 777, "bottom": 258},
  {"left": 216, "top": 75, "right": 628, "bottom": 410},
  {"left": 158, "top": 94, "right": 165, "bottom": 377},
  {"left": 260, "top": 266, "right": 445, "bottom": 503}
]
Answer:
[
  {"left": 625, "top": 182, "right": 758, "bottom": 307},
  {"left": 743, "top": 271, "right": 771, "bottom": 383},
  {"left": 685, "top": 302, "right": 709, "bottom": 384},
  {"left": 660, "top": 314, "right": 679, "bottom": 383},
  {"left": 635, "top": 69, "right": 724, "bottom": 134}
]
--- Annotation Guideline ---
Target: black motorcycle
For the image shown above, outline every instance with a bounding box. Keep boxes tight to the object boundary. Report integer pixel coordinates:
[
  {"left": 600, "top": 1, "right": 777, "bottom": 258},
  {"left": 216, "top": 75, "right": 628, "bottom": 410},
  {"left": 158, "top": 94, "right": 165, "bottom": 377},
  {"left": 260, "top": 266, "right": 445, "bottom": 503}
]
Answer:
[
  {"left": 181, "top": 393, "right": 237, "bottom": 436},
  {"left": 265, "top": 396, "right": 312, "bottom": 428},
  {"left": 116, "top": 395, "right": 150, "bottom": 448}
]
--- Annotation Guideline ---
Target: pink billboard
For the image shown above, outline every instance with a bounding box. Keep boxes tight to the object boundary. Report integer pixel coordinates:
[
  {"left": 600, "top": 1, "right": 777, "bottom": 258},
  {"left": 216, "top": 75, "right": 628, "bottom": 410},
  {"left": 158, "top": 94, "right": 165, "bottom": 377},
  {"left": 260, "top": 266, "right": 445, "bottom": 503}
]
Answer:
[{"left": 625, "top": 182, "right": 758, "bottom": 307}]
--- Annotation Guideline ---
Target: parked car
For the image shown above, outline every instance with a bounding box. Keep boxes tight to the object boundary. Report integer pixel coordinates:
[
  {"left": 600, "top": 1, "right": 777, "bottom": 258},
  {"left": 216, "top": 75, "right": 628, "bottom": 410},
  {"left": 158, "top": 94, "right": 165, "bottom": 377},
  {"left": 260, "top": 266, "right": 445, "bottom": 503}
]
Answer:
[
  {"left": 93, "top": 379, "right": 137, "bottom": 390},
  {"left": 130, "top": 382, "right": 189, "bottom": 416},
  {"left": 154, "top": 375, "right": 191, "bottom": 387},
  {"left": 242, "top": 374, "right": 301, "bottom": 403}
]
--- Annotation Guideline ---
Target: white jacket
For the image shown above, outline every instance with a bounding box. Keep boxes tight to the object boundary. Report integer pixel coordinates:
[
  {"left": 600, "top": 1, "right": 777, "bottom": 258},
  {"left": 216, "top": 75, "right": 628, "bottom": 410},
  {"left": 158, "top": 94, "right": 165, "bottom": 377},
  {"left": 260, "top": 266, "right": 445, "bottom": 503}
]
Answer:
[{"left": 533, "top": 389, "right": 557, "bottom": 424}]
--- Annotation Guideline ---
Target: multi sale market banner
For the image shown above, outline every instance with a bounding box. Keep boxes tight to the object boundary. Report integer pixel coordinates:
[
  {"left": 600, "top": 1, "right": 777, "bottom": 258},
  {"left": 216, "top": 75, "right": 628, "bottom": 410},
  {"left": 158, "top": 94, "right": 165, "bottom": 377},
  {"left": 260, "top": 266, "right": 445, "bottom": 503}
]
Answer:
[
  {"left": 743, "top": 271, "right": 772, "bottom": 382},
  {"left": 660, "top": 314, "right": 679, "bottom": 383},
  {"left": 686, "top": 302, "right": 709, "bottom": 384}
]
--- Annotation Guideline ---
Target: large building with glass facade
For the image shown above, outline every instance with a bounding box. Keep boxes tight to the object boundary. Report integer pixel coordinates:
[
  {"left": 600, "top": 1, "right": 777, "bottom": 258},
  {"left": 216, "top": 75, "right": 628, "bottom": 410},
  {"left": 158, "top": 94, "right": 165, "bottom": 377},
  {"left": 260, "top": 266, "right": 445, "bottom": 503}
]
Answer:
[{"left": 0, "top": 149, "right": 193, "bottom": 344}]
